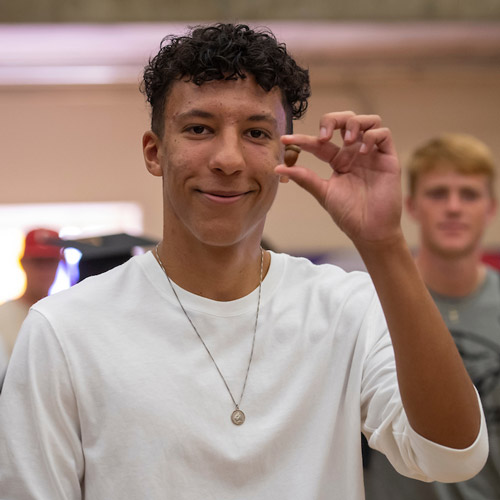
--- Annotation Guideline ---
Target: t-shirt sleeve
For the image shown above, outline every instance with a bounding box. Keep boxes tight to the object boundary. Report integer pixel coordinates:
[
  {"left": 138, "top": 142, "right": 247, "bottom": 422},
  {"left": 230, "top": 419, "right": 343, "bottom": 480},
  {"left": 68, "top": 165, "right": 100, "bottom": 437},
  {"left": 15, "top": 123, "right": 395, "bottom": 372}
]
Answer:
[
  {"left": 0, "top": 309, "right": 84, "bottom": 499},
  {"left": 359, "top": 294, "right": 488, "bottom": 483}
]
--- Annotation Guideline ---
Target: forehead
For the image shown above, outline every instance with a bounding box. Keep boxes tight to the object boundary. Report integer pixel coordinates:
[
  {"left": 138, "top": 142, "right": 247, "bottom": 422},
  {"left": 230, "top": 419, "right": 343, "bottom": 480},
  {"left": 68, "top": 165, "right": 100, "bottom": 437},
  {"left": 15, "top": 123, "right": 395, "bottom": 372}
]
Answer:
[
  {"left": 164, "top": 76, "right": 286, "bottom": 126},
  {"left": 416, "top": 166, "right": 491, "bottom": 191}
]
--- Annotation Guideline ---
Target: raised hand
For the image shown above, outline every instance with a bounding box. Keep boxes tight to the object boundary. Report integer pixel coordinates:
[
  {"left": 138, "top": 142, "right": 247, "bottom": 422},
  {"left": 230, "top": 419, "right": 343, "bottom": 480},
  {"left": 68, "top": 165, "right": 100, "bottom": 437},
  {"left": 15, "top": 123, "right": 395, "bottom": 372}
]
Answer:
[{"left": 275, "top": 111, "right": 403, "bottom": 248}]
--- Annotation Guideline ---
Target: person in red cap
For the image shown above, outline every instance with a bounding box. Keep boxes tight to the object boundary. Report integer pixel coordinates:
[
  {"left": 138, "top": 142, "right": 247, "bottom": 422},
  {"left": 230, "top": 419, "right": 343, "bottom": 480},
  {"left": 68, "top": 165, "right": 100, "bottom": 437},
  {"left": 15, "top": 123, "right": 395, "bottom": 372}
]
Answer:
[{"left": 0, "top": 228, "right": 61, "bottom": 362}]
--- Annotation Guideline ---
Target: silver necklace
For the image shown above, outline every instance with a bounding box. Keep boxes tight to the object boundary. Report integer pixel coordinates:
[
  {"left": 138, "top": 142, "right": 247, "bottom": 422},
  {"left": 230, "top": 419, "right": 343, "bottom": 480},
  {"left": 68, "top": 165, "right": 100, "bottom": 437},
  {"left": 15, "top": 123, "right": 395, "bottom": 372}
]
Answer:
[{"left": 154, "top": 244, "right": 263, "bottom": 426}]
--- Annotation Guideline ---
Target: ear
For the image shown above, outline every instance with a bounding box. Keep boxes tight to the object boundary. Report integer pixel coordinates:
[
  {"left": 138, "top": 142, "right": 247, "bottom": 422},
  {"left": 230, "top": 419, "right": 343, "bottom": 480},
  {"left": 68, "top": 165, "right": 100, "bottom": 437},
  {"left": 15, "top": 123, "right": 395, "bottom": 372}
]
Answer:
[
  {"left": 487, "top": 197, "right": 498, "bottom": 222},
  {"left": 143, "top": 130, "right": 163, "bottom": 177}
]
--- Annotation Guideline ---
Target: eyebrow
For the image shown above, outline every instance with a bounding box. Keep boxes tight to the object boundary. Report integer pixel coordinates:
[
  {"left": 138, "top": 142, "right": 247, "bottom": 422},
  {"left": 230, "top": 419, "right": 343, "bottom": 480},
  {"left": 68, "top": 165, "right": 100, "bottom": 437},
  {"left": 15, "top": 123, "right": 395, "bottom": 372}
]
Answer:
[
  {"left": 247, "top": 114, "right": 278, "bottom": 127},
  {"left": 175, "top": 109, "right": 278, "bottom": 127},
  {"left": 175, "top": 109, "right": 214, "bottom": 121}
]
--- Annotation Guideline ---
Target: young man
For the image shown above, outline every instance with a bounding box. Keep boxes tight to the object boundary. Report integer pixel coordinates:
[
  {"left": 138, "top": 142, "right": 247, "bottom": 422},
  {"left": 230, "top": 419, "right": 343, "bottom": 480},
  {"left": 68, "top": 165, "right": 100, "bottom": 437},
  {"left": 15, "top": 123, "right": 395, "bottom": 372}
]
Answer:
[
  {"left": 0, "top": 25, "right": 488, "bottom": 499},
  {"left": 364, "top": 133, "right": 499, "bottom": 500}
]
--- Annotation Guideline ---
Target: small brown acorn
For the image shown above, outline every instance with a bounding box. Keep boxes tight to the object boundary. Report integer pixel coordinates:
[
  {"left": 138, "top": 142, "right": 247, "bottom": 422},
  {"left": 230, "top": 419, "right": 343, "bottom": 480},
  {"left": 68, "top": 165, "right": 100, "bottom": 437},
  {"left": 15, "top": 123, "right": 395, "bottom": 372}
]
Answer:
[{"left": 284, "top": 144, "right": 301, "bottom": 167}]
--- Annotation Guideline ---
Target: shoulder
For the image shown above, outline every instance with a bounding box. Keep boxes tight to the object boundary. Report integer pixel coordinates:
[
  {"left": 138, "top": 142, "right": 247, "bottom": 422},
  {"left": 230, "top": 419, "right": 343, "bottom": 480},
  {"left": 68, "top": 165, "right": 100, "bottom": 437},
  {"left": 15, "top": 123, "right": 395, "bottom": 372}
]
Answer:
[
  {"left": 267, "top": 252, "right": 386, "bottom": 348},
  {"left": 275, "top": 250, "right": 371, "bottom": 282},
  {"left": 0, "top": 299, "right": 29, "bottom": 335},
  {"left": 269, "top": 251, "right": 375, "bottom": 303},
  {"left": 0, "top": 299, "right": 29, "bottom": 318},
  {"left": 32, "top": 253, "right": 153, "bottom": 319},
  {"left": 486, "top": 265, "right": 500, "bottom": 281},
  {"left": 484, "top": 266, "right": 500, "bottom": 295}
]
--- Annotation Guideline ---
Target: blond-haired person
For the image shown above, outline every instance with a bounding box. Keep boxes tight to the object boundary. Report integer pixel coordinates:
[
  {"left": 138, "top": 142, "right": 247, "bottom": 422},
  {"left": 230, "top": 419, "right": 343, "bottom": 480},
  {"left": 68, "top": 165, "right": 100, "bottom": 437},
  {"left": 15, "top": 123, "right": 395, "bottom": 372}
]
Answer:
[{"left": 364, "top": 133, "right": 499, "bottom": 500}]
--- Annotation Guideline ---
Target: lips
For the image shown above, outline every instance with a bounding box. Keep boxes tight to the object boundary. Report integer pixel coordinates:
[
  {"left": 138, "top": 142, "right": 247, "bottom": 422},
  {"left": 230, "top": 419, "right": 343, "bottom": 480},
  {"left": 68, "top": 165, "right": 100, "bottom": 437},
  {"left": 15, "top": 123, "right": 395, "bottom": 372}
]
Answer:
[
  {"left": 438, "top": 222, "right": 468, "bottom": 232},
  {"left": 197, "top": 189, "right": 251, "bottom": 204},
  {"left": 438, "top": 222, "right": 468, "bottom": 233}
]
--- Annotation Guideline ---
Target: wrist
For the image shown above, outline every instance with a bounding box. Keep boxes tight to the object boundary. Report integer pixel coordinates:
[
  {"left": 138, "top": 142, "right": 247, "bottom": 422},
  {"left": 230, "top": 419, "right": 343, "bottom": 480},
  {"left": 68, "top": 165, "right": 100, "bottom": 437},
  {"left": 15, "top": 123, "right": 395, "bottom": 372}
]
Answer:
[{"left": 353, "top": 230, "right": 407, "bottom": 261}]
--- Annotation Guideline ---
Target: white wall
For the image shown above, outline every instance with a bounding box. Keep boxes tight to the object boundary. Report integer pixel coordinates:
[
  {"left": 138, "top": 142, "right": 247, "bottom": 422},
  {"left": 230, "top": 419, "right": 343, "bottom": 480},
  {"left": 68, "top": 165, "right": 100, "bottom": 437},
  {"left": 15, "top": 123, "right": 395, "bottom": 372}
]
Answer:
[{"left": 1, "top": 23, "right": 499, "bottom": 254}]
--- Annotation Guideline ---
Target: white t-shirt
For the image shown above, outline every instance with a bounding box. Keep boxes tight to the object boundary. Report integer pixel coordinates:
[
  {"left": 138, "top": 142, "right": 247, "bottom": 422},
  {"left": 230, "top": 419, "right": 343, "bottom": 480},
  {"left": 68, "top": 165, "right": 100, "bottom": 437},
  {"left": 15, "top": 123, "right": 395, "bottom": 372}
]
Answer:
[{"left": 0, "top": 251, "right": 488, "bottom": 499}]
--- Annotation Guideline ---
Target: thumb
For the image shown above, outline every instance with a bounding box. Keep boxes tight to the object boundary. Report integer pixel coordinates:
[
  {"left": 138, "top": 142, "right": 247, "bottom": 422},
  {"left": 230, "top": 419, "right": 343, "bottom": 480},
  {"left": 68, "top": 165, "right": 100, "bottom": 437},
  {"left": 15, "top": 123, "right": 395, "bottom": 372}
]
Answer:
[{"left": 275, "top": 165, "right": 327, "bottom": 206}]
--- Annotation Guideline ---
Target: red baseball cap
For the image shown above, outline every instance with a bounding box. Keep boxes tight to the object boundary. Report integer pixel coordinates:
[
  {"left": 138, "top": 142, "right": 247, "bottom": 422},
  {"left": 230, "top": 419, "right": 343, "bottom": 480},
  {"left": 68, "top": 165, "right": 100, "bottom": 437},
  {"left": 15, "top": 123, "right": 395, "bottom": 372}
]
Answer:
[{"left": 22, "top": 228, "right": 62, "bottom": 259}]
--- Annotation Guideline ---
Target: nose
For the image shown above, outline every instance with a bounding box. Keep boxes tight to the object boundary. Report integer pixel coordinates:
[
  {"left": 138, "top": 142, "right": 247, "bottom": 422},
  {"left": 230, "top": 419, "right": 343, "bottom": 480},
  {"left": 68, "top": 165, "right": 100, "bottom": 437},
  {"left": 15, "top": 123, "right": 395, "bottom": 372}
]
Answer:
[
  {"left": 445, "top": 192, "right": 462, "bottom": 213},
  {"left": 209, "top": 131, "right": 245, "bottom": 176}
]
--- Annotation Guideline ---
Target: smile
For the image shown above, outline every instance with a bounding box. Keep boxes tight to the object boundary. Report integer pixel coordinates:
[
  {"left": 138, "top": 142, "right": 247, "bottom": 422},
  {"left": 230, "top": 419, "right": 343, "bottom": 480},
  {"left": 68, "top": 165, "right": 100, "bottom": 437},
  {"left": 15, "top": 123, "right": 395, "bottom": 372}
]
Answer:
[
  {"left": 198, "top": 190, "right": 250, "bottom": 204},
  {"left": 439, "top": 223, "right": 467, "bottom": 231}
]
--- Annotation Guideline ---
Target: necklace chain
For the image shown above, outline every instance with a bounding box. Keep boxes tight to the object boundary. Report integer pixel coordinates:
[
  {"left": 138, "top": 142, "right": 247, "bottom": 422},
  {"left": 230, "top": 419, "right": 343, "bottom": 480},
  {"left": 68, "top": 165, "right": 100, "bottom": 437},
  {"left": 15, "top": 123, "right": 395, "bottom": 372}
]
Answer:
[{"left": 154, "top": 244, "right": 264, "bottom": 425}]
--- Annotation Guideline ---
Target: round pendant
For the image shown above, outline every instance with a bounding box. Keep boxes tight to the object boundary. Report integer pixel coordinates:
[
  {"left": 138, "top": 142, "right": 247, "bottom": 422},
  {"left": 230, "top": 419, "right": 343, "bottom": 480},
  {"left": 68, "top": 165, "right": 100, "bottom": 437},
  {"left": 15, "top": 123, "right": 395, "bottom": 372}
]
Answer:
[{"left": 231, "top": 409, "right": 245, "bottom": 425}]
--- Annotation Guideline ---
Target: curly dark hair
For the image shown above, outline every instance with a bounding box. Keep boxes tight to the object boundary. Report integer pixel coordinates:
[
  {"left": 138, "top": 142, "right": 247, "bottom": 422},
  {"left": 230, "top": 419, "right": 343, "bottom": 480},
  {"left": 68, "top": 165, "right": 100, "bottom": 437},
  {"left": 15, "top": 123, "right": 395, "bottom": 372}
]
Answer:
[{"left": 141, "top": 23, "right": 311, "bottom": 137}]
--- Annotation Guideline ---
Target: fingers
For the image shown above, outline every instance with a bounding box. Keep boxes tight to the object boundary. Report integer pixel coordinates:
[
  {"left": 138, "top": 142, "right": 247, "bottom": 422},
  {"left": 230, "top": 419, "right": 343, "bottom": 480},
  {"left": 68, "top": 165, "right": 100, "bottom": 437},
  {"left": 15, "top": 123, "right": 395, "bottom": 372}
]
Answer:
[
  {"left": 319, "top": 112, "right": 382, "bottom": 144},
  {"left": 358, "top": 127, "right": 396, "bottom": 156},
  {"left": 280, "top": 133, "right": 340, "bottom": 164},
  {"left": 344, "top": 114, "right": 382, "bottom": 144},
  {"left": 281, "top": 111, "right": 394, "bottom": 164},
  {"left": 317, "top": 111, "right": 357, "bottom": 143}
]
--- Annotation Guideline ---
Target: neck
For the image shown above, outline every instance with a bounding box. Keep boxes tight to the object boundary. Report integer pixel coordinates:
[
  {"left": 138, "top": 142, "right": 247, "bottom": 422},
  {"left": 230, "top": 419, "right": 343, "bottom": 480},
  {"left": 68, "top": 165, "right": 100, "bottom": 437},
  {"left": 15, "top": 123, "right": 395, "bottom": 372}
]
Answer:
[
  {"left": 156, "top": 238, "right": 268, "bottom": 301},
  {"left": 20, "top": 289, "right": 47, "bottom": 307},
  {"left": 415, "top": 247, "right": 486, "bottom": 297}
]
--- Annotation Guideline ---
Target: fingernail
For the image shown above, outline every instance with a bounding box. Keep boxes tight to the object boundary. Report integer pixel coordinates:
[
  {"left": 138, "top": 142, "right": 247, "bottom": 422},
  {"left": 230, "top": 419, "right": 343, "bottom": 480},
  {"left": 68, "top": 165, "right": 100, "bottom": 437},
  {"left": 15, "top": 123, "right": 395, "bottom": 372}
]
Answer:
[
  {"left": 345, "top": 130, "right": 352, "bottom": 142},
  {"left": 319, "top": 127, "right": 328, "bottom": 139},
  {"left": 359, "top": 143, "right": 368, "bottom": 153}
]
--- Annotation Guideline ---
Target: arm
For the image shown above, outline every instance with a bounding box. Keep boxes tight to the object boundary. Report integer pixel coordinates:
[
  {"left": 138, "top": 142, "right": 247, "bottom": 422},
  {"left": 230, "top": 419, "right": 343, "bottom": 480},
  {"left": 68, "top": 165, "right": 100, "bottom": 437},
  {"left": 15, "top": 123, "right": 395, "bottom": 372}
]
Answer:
[{"left": 275, "top": 111, "right": 481, "bottom": 449}]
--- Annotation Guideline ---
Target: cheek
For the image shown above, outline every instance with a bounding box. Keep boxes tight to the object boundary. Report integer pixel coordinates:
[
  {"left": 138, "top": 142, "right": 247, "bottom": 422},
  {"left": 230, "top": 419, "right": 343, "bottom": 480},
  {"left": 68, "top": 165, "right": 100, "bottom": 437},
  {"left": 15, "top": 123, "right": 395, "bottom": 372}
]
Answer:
[
  {"left": 473, "top": 209, "right": 492, "bottom": 228},
  {"left": 413, "top": 205, "right": 435, "bottom": 224},
  {"left": 163, "top": 149, "right": 195, "bottom": 182},
  {"left": 262, "top": 173, "right": 280, "bottom": 205},
  {"left": 244, "top": 140, "right": 281, "bottom": 162}
]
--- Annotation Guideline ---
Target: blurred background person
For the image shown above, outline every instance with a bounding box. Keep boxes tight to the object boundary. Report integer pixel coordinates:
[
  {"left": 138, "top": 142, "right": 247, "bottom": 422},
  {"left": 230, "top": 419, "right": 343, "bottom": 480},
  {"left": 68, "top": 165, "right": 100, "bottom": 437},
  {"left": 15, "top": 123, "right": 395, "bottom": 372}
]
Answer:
[
  {"left": 0, "top": 228, "right": 61, "bottom": 362},
  {"left": 364, "top": 133, "right": 499, "bottom": 499},
  {"left": 0, "top": 340, "right": 7, "bottom": 389}
]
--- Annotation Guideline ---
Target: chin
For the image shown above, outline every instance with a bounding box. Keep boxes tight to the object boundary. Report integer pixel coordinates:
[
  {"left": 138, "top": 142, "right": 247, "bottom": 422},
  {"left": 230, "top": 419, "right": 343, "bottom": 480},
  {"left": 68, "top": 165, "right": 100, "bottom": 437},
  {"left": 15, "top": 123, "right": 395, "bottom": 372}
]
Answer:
[
  {"left": 192, "top": 228, "right": 251, "bottom": 248},
  {"left": 433, "top": 244, "right": 477, "bottom": 259},
  {"left": 189, "top": 218, "right": 265, "bottom": 249}
]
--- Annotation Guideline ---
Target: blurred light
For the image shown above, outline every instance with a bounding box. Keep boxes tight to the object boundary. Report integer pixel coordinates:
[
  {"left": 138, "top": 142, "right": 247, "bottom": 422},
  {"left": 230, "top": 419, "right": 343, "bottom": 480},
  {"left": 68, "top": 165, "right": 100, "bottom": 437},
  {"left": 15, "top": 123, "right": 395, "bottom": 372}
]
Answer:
[
  {"left": 49, "top": 261, "right": 71, "bottom": 295},
  {"left": 63, "top": 247, "right": 83, "bottom": 266}
]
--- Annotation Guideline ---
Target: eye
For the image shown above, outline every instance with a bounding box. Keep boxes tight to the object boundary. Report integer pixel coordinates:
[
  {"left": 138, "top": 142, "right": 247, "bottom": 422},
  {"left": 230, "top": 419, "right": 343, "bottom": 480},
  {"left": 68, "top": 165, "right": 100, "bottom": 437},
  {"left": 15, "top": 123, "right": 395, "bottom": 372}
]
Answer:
[
  {"left": 425, "top": 187, "right": 448, "bottom": 200},
  {"left": 189, "top": 125, "right": 208, "bottom": 135},
  {"left": 460, "top": 189, "right": 481, "bottom": 201},
  {"left": 247, "top": 129, "right": 271, "bottom": 140},
  {"left": 182, "top": 124, "right": 212, "bottom": 137}
]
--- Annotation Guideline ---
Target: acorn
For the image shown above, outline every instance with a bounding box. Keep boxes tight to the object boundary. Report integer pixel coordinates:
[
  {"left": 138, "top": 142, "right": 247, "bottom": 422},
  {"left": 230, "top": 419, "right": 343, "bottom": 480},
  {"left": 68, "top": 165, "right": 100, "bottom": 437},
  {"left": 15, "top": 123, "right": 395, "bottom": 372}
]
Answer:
[{"left": 284, "top": 144, "right": 301, "bottom": 167}]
